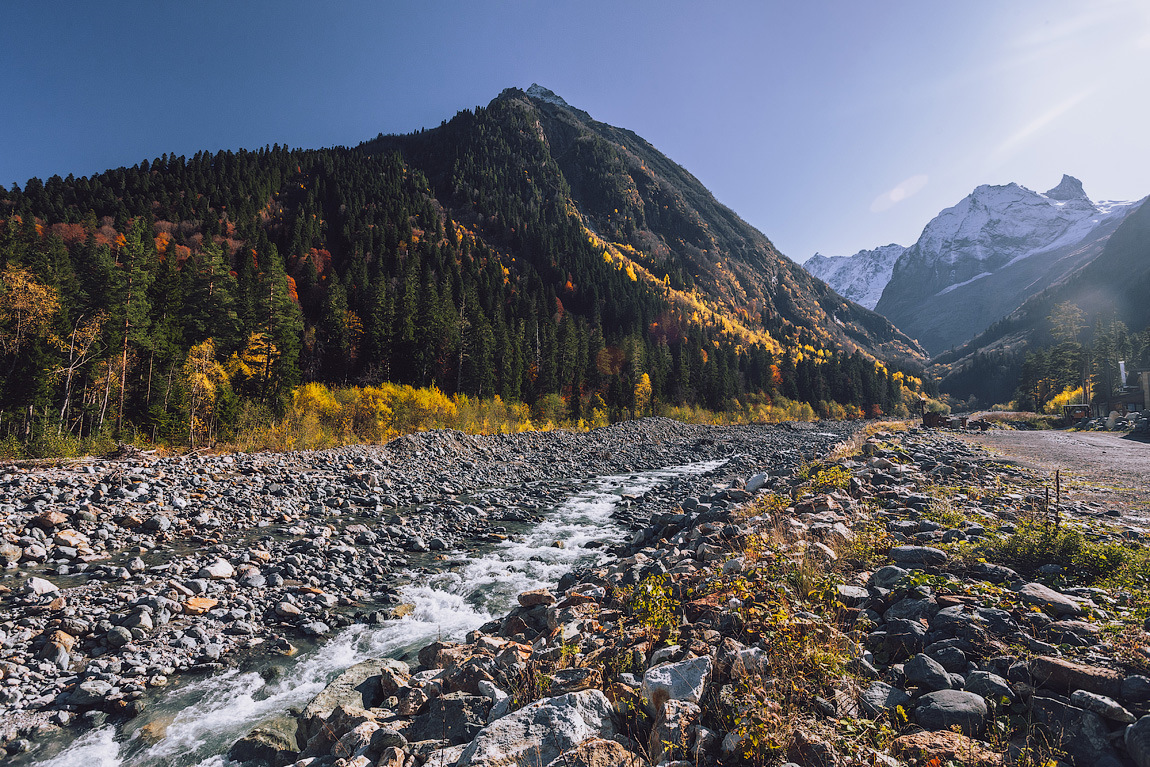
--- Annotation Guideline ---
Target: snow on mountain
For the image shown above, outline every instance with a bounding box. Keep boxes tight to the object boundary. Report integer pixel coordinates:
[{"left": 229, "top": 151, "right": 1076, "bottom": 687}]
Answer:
[
  {"left": 873, "top": 174, "right": 1143, "bottom": 354},
  {"left": 803, "top": 244, "right": 904, "bottom": 310},
  {"left": 526, "top": 84, "right": 572, "bottom": 109},
  {"left": 908, "top": 176, "right": 1118, "bottom": 271}
]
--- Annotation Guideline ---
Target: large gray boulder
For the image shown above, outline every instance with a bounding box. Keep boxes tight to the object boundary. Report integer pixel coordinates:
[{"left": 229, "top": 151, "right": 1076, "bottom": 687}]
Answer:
[
  {"left": 641, "top": 655, "right": 712, "bottom": 712},
  {"left": 858, "top": 681, "right": 911, "bottom": 718},
  {"left": 1126, "top": 715, "right": 1150, "bottom": 767},
  {"left": 409, "top": 692, "right": 492, "bottom": 745},
  {"left": 914, "top": 690, "right": 987, "bottom": 736},
  {"left": 456, "top": 689, "right": 616, "bottom": 767},
  {"left": 904, "top": 653, "right": 952, "bottom": 692},
  {"left": 1032, "top": 695, "right": 1123, "bottom": 767},
  {"left": 889, "top": 546, "right": 947, "bottom": 568},
  {"left": 299, "top": 658, "right": 409, "bottom": 743},
  {"left": 964, "top": 671, "right": 1013, "bottom": 703},
  {"left": 1018, "top": 582, "right": 1084, "bottom": 617}
]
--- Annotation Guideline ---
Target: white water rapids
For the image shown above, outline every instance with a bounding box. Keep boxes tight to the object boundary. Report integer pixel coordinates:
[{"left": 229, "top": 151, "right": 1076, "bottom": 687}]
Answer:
[{"left": 36, "top": 459, "right": 725, "bottom": 767}]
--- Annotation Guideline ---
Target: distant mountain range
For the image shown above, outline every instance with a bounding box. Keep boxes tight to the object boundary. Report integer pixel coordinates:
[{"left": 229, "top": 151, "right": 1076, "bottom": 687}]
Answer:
[
  {"left": 932, "top": 193, "right": 1150, "bottom": 403},
  {"left": 805, "top": 175, "right": 1144, "bottom": 356}
]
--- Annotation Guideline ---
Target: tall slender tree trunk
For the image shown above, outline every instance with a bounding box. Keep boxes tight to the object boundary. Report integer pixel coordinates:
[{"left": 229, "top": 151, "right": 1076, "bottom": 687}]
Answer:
[
  {"left": 146, "top": 350, "right": 154, "bottom": 406},
  {"left": 98, "top": 363, "right": 113, "bottom": 432},
  {"left": 58, "top": 325, "right": 79, "bottom": 434},
  {"left": 117, "top": 274, "right": 134, "bottom": 434}
]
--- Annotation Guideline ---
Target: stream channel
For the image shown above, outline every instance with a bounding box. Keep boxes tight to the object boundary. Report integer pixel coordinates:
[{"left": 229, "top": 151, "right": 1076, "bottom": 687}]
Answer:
[{"left": 33, "top": 458, "right": 727, "bottom": 767}]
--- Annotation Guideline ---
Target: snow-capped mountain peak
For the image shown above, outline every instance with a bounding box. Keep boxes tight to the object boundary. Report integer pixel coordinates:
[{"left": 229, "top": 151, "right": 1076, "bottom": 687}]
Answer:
[
  {"left": 526, "top": 84, "right": 571, "bottom": 108},
  {"left": 803, "top": 243, "right": 905, "bottom": 310},
  {"left": 871, "top": 174, "right": 1142, "bottom": 354}
]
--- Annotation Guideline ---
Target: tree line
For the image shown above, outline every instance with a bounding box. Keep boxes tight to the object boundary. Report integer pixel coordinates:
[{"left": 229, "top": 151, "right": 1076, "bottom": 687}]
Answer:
[{"left": 0, "top": 107, "right": 925, "bottom": 451}]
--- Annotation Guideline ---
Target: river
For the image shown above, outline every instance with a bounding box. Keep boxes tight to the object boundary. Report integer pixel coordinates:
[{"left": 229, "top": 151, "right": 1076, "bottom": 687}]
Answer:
[{"left": 34, "top": 458, "right": 726, "bottom": 767}]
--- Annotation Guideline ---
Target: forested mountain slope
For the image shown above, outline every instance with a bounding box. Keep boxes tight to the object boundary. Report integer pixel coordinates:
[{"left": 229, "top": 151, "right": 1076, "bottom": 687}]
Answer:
[{"left": 0, "top": 86, "right": 927, "bottom": 444}]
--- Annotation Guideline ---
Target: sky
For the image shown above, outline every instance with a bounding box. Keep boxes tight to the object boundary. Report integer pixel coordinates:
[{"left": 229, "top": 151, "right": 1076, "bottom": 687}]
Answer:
[{"left": 4, "top": 0, "right": 1150, "bottom": 263}]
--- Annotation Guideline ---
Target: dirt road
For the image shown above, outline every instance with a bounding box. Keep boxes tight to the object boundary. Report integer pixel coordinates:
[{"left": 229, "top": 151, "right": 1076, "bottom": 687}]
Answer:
[{"left": 957, "top": 428, "right": 1150, "bottom": 512}]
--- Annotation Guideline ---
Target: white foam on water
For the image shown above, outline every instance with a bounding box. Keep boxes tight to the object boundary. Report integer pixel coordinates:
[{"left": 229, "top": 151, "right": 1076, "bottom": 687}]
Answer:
[
  {"left": 34, "top": 458, "right": 724, "bottom": 767},
  {"left": 36, "top": 727, "right": 120, "bottom": 767}
]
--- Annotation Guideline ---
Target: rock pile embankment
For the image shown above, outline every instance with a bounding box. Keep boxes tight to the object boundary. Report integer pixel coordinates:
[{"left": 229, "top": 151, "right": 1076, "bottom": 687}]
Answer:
[
  {"left": 0, "top": 418, "right": 854, "bottom": 758},
  {"left": 282, "top": 426, "right": 1150, "bottom": 767}
]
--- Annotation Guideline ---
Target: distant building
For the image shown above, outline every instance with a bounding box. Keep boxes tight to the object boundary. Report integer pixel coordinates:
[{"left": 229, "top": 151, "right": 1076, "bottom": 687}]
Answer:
[{"left": 1092, "top": 370, "right": 1149, "bottom": 415}]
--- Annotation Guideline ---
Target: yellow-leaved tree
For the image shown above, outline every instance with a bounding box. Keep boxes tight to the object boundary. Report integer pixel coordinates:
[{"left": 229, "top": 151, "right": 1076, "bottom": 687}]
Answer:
[
  {"left": 226, "top": 332, "right": 279, "bottom": 397},
  {"left": 634, "top": 373, "right": 652, "bottom": 417},
  {"left": 183, "top": 339, "right": 228, "bottom": 447},
  {"left": 0, "top": 265, "right": 60, "bottom": 361}
]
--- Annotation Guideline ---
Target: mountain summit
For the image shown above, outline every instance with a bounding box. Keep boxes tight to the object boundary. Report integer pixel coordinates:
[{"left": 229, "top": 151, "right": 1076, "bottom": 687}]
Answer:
[
  {"left": 805, "top": 176, "right": 1142, "bottom": 356},
  {"left": 873, "top": 176, "right": 1140, "bottom": 353},
  {"left": 804, "top": 244, "right": 904, "bottom": 310},
  {"left": 377, "top": 85, "right": 924, "bottom": 363},
  {"left": 1044, "top": 173, "right": 1088, "bottom": 201},
  {"left": 525, "top": 83, "right": 572, "bottom": 109}
]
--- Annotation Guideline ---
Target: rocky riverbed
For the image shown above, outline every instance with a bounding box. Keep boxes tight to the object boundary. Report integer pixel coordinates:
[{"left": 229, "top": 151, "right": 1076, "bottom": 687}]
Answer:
[
  {"left": 203, "top": 423, "right": 1150, "bottom": 767},
  {"left": 0, "top": 418, "right": 858, "bottom": 764}
]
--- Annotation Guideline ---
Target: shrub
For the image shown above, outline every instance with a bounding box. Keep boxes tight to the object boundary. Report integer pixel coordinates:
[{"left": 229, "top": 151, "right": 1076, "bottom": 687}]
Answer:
[{"left": 981, "top": 521, "right": 1131, "bottom": 584}]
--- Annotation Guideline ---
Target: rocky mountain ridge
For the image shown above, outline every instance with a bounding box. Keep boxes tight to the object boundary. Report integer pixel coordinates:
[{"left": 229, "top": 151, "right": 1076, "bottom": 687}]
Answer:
[
  {"left": 804, "top": 244, "right": 905, "bottom": 310},
  {"left": 803, "top": 175, "right": 1143, "bottom": 356}
]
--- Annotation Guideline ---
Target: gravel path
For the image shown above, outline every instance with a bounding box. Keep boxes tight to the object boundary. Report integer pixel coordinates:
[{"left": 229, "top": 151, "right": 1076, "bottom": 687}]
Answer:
[{"left": 956, "top": 428, "right": 1150, "bottom": 514}]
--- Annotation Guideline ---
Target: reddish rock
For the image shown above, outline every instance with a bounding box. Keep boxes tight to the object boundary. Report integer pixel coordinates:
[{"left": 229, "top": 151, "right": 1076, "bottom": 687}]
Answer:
[{"left": 1030, "top": 655, "right": 1123, "bottom": 699}]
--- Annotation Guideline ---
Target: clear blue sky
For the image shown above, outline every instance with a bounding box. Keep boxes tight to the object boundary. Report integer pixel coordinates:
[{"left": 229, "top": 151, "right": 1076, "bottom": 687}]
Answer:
[{"left": 4, "top": 1, "right": 1149, "bottom": 262}]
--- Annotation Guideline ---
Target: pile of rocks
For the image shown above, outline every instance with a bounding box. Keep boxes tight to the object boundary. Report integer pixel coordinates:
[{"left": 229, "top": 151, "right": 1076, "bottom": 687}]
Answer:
[
  {"left": 278, "top": 426, "right": 1150, "bottom": 767},
  {"left": 0, "top": 418, "right": 855, "bottom": 756}
]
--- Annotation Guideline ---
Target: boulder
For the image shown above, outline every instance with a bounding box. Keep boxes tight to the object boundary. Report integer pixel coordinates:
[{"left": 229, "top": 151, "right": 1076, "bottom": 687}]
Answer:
[
  {"left": 22, "top": 576, "right": 59, "bottom": 596},
  {"left": 649, "top": 699, "right": 700, "bottom": 762},
  {"left": 904, "top": 653, "right": 952, "bottom": 692},
  {"left": 1018, "top": 582, "right": 1084, "bottom": 617},
  {"left": 455, "top": 689, "right": 616, "bottom": 767},
  {"left": 964, "top": 671, "right": 1013, "bottom": 703},
  {"left": 858, "top": 681, "right": 911, "bottom": 718},
  {"left": 1029, "top": 656, "right": 1123, "bottom": 699},
  {"left": 1126, "top": 715, "right": 1150, "bottom": 767},
  {"left": 641, "top": 655, "right": 712, "bottom": 712},
  {"left": 227, "top": 714, "right": 300, "bottom": 766},
  {"left": 199, "top": 558, "right": 235, "bottom": 579},
  {"left": 183, "top": 597, "right": 218, "bottom": 615},
  {"left": 1068, "top": 690, "right": 1135, "bottom": 724},
  {"left": 409, "top": 692, "right": 492, "bottom": 745},
  {"left": 914, "top": 690, "right": 987, "bottom": 736},
  {"left": 868, "top": 565, "right": 908, "bottom": 589},
  {"left": 518, "top": 589, "right": 556, "bottom": 608},
  {"left": 333, "top": 720, "right": 380, "bottom": 759},
  {"left": 542, "top": 737, "right": 641, "bottom": 767},
  {"left": 745, "top": 473, "right": 769, "bottom": 493},
  {"left": 1125, "top": 675, "right": 1150, "bottom": 704},
  {"left": 1031, "top": 695, "right": 1123, "bottom": 767},
  {"left": 299, "top": 658, "right": 407, "bottom": 743},
  {"left": 889, "top": 545, "right": 947, "bottom": 568},
  {"left": 892, "top": 731, "right": 1003, "bottom": 767}
]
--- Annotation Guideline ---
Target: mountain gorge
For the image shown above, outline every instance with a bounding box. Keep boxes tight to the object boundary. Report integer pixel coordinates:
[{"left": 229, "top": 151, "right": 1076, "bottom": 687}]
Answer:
[{"left": 0, "top": 86, "right": 926, "bottom": 447}]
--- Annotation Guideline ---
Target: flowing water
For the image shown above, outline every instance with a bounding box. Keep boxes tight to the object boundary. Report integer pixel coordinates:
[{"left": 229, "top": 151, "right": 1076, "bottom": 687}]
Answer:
[{"left": 35, "top": 458, "right": 725, "bottom": 767}]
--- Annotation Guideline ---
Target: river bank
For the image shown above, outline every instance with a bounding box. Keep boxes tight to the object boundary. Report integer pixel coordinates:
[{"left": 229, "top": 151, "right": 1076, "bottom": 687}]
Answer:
[
  {"left": 219, "top": 423, "right": 1150, "bottom": 767},
  {"left": 0, "top": 418, "right": 859, "bottom": 764}
]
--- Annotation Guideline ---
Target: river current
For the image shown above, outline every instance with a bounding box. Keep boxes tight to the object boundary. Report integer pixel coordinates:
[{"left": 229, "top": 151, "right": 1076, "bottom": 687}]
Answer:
[{"left": 36, "top": 458, "right": 725, "bottom": 767}]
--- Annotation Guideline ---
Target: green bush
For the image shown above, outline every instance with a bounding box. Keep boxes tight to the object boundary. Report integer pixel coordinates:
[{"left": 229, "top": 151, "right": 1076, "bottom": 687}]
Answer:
[{"left": 982, "top": 521, "right": 1130, "bottom": 584}]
